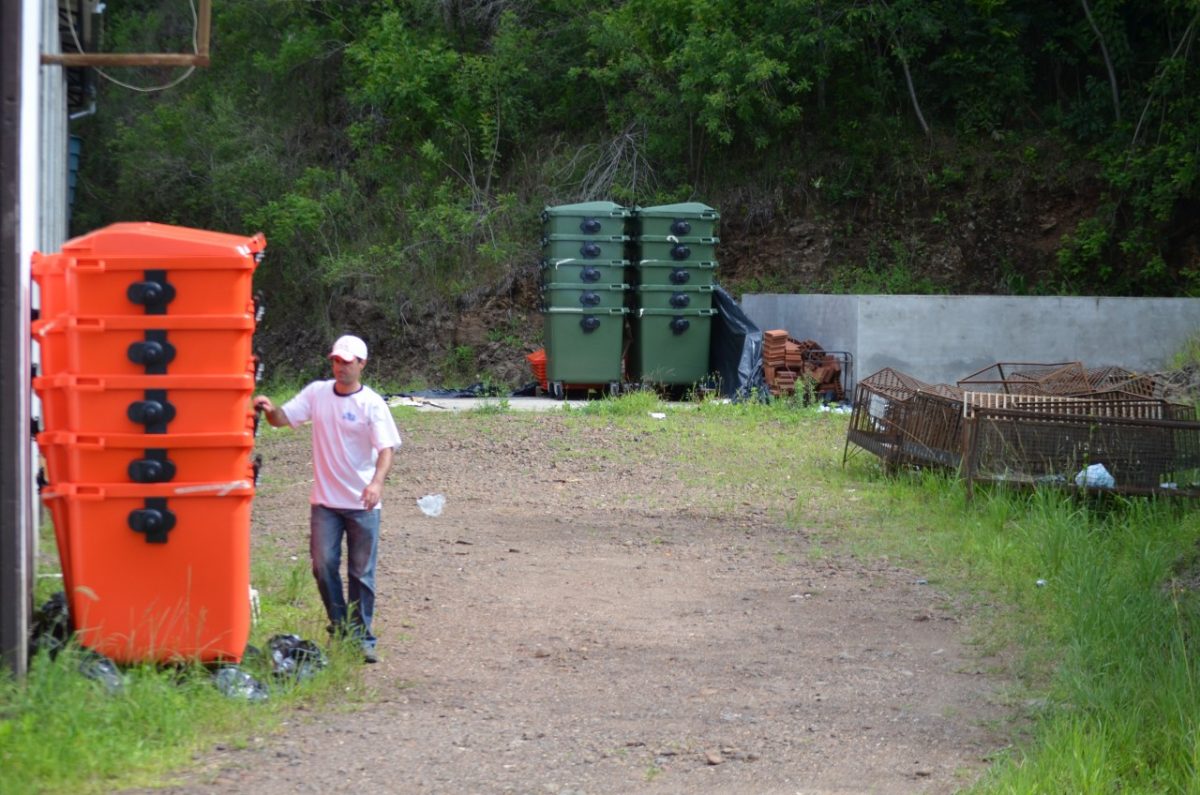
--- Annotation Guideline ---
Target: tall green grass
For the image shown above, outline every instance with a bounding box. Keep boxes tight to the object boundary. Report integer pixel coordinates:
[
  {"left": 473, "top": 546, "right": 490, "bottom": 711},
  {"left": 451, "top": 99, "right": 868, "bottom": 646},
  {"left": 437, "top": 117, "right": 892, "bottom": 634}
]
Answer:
[
  {"left": 824, "top": 465, "right": 1200, "bottom": 793},
  {"left": 0, "top": 649, "right": 251, "bottom": 793}
]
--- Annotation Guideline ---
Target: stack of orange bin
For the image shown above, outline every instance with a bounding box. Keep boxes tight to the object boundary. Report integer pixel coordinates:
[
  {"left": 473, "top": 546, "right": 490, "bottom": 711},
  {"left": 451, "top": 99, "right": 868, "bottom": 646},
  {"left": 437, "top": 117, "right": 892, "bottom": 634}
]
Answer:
[{"left": 32, "top": 222, "right": 264, "bottom": 664}]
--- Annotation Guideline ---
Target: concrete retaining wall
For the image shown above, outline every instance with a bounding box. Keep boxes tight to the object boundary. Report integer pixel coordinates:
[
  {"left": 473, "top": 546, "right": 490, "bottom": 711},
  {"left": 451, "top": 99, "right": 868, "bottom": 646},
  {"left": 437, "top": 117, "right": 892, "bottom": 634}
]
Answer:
[{"left": 740, "top": 294, "right": 1200, "bottom": 392}]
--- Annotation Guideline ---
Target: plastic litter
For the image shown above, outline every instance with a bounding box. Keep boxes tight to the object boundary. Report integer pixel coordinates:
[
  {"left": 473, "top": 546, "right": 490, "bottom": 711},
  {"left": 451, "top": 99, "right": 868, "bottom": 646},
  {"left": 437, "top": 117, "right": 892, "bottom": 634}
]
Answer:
[
  {"left": 1074, "top": 463, "right": 1115, "bottom": 488},
  {"left": 267, "top": 633, "right": 328, "bottom": 681},
  {"left": 649, "top": 412, "right": 666, "bottom": 419},
  {"left": 417, "top": 493, "right": 446, "bottom": 517},
  {"left": 213, "top": 666, "right": 269, "bottom": 701},
  {"left": 79, "top": 651, "right": 125, "bottom": 693}
]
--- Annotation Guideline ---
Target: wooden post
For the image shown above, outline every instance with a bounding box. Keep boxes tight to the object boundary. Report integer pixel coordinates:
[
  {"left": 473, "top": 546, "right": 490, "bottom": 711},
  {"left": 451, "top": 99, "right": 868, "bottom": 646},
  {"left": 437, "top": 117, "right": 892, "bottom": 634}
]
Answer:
[{"left": 40, "top": 0, "right": 212, "bottom": 68}]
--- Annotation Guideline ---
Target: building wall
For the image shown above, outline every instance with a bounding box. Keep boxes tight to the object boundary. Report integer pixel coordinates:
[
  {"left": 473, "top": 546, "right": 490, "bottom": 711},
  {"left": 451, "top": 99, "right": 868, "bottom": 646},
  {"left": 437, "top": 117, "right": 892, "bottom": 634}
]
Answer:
[{"left": 740, "top": 294, "right": 1200, "bottom": 392}]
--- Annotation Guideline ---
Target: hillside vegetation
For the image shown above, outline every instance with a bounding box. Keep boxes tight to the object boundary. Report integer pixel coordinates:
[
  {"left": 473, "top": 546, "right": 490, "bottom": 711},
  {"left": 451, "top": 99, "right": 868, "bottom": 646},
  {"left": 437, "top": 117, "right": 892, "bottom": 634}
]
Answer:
[{"left": 72, "top": 0, "right": 1200, "bottom": 386}]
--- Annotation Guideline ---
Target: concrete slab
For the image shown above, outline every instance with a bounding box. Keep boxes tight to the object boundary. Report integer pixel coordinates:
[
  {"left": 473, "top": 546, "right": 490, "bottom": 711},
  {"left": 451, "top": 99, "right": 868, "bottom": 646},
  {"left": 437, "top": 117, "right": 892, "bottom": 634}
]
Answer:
[{"left": 387, "top": 396, "right": 588, "bottom": 412}]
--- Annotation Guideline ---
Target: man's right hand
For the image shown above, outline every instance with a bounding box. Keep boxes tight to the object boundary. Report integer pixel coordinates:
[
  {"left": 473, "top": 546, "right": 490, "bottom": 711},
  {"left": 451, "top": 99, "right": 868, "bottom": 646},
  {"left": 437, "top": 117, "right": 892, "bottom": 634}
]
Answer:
[{"left": 253, "top": 396, "right": 287, "bottom": 427}]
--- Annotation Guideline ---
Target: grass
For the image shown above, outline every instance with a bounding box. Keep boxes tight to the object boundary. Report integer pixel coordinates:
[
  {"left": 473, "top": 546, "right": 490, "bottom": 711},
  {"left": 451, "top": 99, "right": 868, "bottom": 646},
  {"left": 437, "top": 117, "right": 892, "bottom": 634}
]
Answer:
[{"left": 7, "top": 392, "right": 1200, "bottom": 791}]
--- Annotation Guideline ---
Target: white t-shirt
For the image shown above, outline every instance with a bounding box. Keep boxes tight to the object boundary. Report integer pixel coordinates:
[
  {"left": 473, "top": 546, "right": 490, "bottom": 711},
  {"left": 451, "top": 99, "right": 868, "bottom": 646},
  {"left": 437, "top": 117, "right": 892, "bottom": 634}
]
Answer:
[{"left": 281, "top": 381, "right": 402, "bottom": 510}]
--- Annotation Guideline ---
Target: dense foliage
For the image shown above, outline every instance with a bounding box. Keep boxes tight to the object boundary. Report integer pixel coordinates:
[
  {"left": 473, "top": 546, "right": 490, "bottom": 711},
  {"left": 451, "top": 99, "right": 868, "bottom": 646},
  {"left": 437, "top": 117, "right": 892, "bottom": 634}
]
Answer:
[{"left": 72, "top": 0, "right": 1200, "bottom": 379}]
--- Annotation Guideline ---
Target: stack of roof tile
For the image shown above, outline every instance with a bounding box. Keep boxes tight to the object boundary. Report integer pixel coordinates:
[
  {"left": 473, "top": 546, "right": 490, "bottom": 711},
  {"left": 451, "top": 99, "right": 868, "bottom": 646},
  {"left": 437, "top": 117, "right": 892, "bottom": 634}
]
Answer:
[{"left": 762, "top": 330, "right": 844, "bottom": 400}]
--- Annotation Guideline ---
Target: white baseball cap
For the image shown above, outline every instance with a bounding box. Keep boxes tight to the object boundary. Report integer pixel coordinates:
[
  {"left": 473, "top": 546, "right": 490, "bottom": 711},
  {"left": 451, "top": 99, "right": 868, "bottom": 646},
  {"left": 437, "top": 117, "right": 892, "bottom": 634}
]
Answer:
[{"left": 329, "top": 334, "right": 368, "bottom": 362}]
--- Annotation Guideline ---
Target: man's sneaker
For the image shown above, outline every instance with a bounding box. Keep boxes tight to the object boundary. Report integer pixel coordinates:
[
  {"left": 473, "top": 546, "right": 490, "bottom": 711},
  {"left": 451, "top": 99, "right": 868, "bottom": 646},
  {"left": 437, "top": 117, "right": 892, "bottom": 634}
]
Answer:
[{"left": 362, "top": 644, "right": 378, "bottom": 664}]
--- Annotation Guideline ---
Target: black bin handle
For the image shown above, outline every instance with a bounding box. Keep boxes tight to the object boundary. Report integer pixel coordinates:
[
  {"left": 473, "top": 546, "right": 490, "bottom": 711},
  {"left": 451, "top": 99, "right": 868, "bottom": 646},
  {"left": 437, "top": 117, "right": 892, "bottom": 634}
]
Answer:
[
  {"left": 128, "top": 503, "right": 176, "bottom": 544},
  {"left": 127, "top": 399, "right": 177, "bottom": 427},
  {"left": 127, "top": 281, "right": 176, "bottom": 310}
]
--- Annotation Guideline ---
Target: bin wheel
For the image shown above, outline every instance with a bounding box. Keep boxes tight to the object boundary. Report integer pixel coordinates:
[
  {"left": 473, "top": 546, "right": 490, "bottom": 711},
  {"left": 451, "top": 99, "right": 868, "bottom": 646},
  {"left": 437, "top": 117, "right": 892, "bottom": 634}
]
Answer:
[
  {"left": 550, "top": 381, "right": 564, "bottom": 400},
  {"left": 607, "top": 381, "right": 621, "bottom": 397}
]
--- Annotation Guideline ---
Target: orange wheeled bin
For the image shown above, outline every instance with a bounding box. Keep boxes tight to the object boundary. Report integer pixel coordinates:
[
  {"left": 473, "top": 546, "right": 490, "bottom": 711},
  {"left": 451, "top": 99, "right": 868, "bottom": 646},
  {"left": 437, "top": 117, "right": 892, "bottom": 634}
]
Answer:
[
  {"left": 33, "top": 222, "right": 264, "bottom": 665},
  {"left": 41, "top": 481, "right": 254, "bottom": 663}
]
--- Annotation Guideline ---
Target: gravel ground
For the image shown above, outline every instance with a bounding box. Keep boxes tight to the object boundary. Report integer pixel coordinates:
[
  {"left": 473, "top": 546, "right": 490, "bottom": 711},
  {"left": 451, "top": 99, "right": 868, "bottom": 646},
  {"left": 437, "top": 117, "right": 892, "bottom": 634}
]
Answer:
[{"left": 133, "top": 410, "right": 1008, "bottom": 795}]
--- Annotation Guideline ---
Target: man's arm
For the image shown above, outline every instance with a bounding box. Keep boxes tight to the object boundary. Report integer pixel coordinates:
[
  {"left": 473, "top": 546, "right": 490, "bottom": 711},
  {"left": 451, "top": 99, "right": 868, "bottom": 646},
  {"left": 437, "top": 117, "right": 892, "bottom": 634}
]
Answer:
[{"left": 360, "top": 446, "right": 395, "bottom": 510}]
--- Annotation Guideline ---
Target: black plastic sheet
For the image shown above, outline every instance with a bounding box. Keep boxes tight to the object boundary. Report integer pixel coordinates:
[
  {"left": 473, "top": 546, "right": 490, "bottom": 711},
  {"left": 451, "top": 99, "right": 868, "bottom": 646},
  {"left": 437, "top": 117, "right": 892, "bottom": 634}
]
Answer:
[{"left": 709, "top": 286, "right": 767, "bottom": 401}]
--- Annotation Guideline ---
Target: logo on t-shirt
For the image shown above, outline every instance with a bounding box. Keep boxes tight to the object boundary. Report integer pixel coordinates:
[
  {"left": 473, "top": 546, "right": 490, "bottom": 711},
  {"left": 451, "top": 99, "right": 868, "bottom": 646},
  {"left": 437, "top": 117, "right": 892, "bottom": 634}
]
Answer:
[{"left": 342, "top": 410, "right": 357, "bottom": 423}]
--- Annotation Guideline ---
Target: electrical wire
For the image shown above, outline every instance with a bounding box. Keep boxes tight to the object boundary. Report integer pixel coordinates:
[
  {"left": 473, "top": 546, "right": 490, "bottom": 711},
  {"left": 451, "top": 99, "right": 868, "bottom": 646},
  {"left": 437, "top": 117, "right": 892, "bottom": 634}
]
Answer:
[{"left": 63, "top": 0, "right": 198, "bottom": 93}]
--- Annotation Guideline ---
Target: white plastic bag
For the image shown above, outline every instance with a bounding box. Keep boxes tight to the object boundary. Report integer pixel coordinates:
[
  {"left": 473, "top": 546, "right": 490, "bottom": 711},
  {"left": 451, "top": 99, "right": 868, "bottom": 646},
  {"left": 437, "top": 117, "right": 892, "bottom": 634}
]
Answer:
[
  {"left": 417, "top": 494, "right": 446, "bottom": 517},
  {"left": 1074, "top": 463, "right": 1115, "bottom": 488}
]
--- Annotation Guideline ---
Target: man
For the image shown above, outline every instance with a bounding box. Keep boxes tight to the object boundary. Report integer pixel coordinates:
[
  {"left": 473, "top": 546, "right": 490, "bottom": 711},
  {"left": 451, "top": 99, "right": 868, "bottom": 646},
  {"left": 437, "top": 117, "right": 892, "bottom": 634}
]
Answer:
[{"left": 254, "top": 334, "right": 401, "bottom": 663}]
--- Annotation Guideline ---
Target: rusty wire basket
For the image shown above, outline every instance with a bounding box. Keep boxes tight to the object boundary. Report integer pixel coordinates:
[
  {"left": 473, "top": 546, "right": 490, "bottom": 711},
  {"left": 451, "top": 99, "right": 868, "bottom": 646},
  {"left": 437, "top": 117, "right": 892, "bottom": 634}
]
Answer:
[
  {"left": 846, "top": 365, "right": 1200, "bottom": 498},
  {"left": 958, "top": 361, "right": 1096, "bottom": 395},
  {"left": 962, "top": 406, "right": 1200, "bottom": 496},
  {"left": 844, "top": 368, "right": 965, "bottom": 470}
]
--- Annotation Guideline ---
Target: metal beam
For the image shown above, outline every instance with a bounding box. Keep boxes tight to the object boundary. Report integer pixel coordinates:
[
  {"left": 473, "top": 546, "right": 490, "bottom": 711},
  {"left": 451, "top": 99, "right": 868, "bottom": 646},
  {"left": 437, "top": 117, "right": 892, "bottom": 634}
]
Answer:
[{"left": 1, "top": 0, "right": 32, "bottom": 679}]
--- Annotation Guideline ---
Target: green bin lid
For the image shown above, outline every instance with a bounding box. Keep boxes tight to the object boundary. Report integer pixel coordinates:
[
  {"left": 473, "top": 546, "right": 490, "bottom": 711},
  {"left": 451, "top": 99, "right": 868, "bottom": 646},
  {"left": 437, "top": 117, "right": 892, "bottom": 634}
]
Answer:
[
  {"left": 542, "top": 233, "right": 630, "bottom": 243},
  {"left": 636, "top": 259, "right": 716, "bottom": 269},
  {"left": 636, "top": 284, "right": 714, "bottom": 292},
  {"left": 543, "top": 307, "right": 629, "bottom": 316},
  {"left": 638, "top": 234, "right": 719, "bottom": 244},
  {"left": 542, "top": 258, "right": 630, "bottom": 267},
  {"left": 544, "top": 282, "right": 629, "bottom": 291},
  {"left": 542, "top": 201, "right": 631, "bottom": 219},
  {"left": 636, "top": 308, "right": 717, "bottom": 317},
  {"left": 634, "top": 202, "right": 720, "bottom": 220}
]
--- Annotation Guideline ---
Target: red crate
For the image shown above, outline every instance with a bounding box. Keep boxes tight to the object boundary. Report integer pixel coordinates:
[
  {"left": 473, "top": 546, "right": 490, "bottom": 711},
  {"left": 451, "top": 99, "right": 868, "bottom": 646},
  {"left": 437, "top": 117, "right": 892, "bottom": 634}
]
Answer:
[
  {"left": 525, "top": 349, "right": 549, "bottom": 391},
  {"left": 41, "top": 480, "right": 254, "bottom": 663}
]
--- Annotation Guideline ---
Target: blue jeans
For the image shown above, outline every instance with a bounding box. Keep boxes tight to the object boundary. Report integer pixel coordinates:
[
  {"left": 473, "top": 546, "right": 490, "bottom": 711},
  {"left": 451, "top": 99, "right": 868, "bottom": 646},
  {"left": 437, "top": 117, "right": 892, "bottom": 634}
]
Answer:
[{"left": 310, "top": 504, "right": 380, "bottom": 648}]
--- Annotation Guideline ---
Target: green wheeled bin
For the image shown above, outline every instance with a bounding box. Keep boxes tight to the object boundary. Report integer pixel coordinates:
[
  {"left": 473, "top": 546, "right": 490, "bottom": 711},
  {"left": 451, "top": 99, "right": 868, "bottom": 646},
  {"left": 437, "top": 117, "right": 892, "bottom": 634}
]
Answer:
[
  {"left": 638, "top": 235, "right": 719, "bottom": 263},
  {"left": 634, "top": 202, "right": 720, "bottom": 238},
  {"left": 542, "top": 307, "right": 628, "bottom": 398},
  {"left": 541, "top": 258, "right": 629, "bottom": 286},
  {"left": 634, "top": 260, "right": 717, "bottom": 287},
  {"left": 542, "top": 201, "right": 632, "bottom": 237},
  {"left": 542, "top": 234, "right": 630, "bottom": 262},
  {"left": 634, "top": 284, "right": 714, "bottom": 310},
  {"left": 631, "top": 308, "right": 716, "bottom": 386},
  {"left": 542, "top": 282, "right": 628, "bottom": 310}
]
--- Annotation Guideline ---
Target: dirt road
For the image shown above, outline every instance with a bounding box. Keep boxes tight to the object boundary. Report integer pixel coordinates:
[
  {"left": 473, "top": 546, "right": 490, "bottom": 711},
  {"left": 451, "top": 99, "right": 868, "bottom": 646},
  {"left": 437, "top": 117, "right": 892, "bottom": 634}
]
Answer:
[{"left": 148, "top": 409, "right": 1005, "bottom": 794}]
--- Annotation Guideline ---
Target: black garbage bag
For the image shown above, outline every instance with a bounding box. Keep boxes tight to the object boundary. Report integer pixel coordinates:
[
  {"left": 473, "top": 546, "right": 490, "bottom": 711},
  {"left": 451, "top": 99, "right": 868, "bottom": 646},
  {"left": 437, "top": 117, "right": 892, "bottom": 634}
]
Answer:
[
  {"left": 393, "top": 382, "right": 505, "bottom": 399},
  {"left": 268, "top": 633, "right": 327, "bottom": 681},
  {"left": 29, "top": 591, "right": 71, "bottom": 659},
  {"left": 213, "top": 666, "right": 270, "bottom": 701}
]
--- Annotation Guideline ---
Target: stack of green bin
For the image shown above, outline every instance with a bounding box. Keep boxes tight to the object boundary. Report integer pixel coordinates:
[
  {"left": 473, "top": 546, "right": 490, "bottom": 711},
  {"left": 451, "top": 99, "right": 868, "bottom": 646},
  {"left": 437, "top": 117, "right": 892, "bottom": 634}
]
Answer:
[
  {"left": 630, "top": 202, "right": 720, "bottom": 385},
  {"left": 540, "top": 201, "right": 632, "bottom": 398}
]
